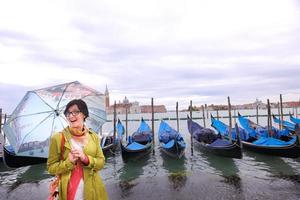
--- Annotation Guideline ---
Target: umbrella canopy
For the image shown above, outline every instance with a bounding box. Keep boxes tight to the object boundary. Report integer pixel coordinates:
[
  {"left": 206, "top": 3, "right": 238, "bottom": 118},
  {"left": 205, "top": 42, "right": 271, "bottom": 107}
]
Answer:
[{"left": 3, "top": 81, "right": 106, "bottom": 158}]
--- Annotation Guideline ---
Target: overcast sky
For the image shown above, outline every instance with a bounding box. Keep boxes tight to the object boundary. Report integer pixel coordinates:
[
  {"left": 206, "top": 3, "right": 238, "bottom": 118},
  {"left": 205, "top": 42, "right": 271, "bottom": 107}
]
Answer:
[{"left": 1, "top": 0, "right": 300, "bottom": 113}]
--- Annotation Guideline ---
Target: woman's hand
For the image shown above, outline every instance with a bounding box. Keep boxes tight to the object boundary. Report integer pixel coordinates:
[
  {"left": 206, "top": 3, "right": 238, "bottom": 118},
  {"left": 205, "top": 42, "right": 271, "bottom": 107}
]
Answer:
[
  {"left": 68, "top": 152, "right": 78, "bottom": 164},
  {"left": 71, "top": 149, "right": 86, "bottom": 161}
]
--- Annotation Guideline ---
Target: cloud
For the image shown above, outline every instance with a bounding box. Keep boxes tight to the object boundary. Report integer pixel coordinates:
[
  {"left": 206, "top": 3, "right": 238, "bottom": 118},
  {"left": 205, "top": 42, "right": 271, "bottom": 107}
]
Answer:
[{"left": 0, "top": 84, "right": 29, "bottom": 113}]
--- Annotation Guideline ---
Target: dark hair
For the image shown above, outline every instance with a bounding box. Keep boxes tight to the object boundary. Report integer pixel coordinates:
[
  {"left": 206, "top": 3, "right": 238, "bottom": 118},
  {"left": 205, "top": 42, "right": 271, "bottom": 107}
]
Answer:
[{"left": 64, "top": 99, "right": 89, "bottom": 121}]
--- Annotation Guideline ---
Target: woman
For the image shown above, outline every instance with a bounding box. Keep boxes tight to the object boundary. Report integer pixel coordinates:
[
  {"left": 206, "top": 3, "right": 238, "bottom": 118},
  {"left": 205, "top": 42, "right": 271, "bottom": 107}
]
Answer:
[{"left": 47, "top": 99, "right": 108, "bottom": 200}]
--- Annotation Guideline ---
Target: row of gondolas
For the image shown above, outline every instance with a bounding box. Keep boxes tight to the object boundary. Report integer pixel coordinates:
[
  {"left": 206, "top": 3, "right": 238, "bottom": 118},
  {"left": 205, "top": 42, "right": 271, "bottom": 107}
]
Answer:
[
  {"left": 102, "top": 118, "right": 186, "bottom": 161},
  {"left": 102, "top": 113, "right": 300, "bottom": 161},
  {"left": 2, "top": 114, "right": 300, "bottom": 168}
]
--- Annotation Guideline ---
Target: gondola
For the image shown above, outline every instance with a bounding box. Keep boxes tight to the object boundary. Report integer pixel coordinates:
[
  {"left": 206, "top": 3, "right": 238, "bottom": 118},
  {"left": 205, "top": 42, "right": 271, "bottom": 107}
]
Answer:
[
  {"left": 3, "top": 145, "right": 47, "bottom": 168},
  {"left": 158, "top": 120, "right": 186, "bottom": 159},
  {"left": 290, "top": 114, "right": 300, "bottom": 124},
  {"left": 187, "top": 116, "right": 242, "bottom": 159},
  {"left": 120, "top": 118, "right": 152, "bottom": 161},
  {"left": 101, "top": 119, "right": 124, "bottom": 155},
  {"left": 0, "top": 134, "right": 3, "bottom": 162},
  {"left": 211, "top": 114, "right": 300, "bottom": 158},
  {"left": 101, "top": 133, "right": 117, "bottom": 155},
  {"left": 272, "top": 114, "right": 296, "bottom": 132},
  {"left": 238, "top": 113, "right": 290, "bottom": 140}
]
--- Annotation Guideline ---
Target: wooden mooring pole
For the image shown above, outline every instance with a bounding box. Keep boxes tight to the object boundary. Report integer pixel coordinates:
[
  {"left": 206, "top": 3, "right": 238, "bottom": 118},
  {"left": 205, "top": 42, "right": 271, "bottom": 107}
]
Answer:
[
  {"left": 227, "top": 96, "right": 232, "bottom": 142},
  {"left": 205, "top": 104, "right": 209, "bottom": 120},
  {"left": 0, "top": 108, "right": 2, "bottom": 135},
  {"left": 280, "top": 94, "right": 284, "bottom": 130},
  {"left": 233, "top": 109, "right": 236, "bottom": 125},
  {"left": 3, "top": 113, "right": 6, "bottom": 143},
  {"left": 0, "top": 109, "right": 2, "bottom": 159},
  {"left": 176, "top": 102, "right": 179, "bottom": 132},
  {"left": 202, "top": 105, "right": 206, "bottom": 128},
  {"left": 113, "top": 101, "right": 116, "bottom": 143},
  {"left": 277, "top": 102, "right": 281, "bottom": 129},
  {"left": 189, "top": 100, "right": 194, "bottom": 156},
  {"left": 125, "top": 105, "right": 128, "bottom": 142},
  {"left": 267, "top": 99, "right": 272, "bottom": 137},
  {"left": 256, "top": 104, "right": 259, "bottom": 124},
  {"left": 151, "top": 98, "right": 155, "bottom": 155}
]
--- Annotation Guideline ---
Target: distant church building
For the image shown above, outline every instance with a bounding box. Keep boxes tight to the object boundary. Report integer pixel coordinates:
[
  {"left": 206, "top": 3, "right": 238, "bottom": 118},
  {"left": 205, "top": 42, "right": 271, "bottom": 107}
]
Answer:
[
  {"left": 104, "top": 85, "right": 110, "bottom": 108},
  {"left": 254, "top": 98, "right": 264, "bottom": 109},
  {"left": 104, "top": 86, "right": 167, "bottom": 114}
]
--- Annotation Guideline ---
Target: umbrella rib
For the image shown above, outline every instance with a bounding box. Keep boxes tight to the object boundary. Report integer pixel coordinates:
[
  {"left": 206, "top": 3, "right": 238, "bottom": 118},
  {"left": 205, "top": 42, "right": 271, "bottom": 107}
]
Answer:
[
  {"left": 56, "top": 82, "right": 72, "bottom": 109},
  {"left": 58, "top": 105, "right": 67, "bottom": 114},
  {"left": 81, "top": 93, "right": 102, "bottom": 100},
  {"left": 90, "top": 111, "right": 106, "bottom": 121},
  {"left": 54, "top": 106, "right": 68, "bottom": 126},
  {"left": 33, "top": 91, "right": 56, "bottom": 111},
  {"left": 10, "top": 110, "right": 54, "bottom": 121},
  {"left": 58, "top": 116, "right": 68, "bottom": 129},
  {"left": 21, "top": 112, "right": 54, "bottom": 148},
  {"left": 50, "top": 113, "right": 57, "bottom": 136},
  {"left": 80, "top": 94, "right": 105, "bottom": 119}
]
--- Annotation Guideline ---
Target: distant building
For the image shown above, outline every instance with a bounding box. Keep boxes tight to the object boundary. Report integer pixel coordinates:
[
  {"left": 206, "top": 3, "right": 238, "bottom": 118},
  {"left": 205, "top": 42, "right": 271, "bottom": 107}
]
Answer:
[
  {"left": 254, "top": 98, "right": 264, "bottom": 109},
  {"left": 104, "top": 85, "right": 109, "bottom": 108},
  {"left": 234, "top": 98, "right": 266, "bottom": 109},
  {"left": 191, "top": 98, "right": 300, "bottom": 111},
  {"left": 106, "top": 101, "right": 131, "bottom": 115},
  {"left": 123, "top": 96, "right": 129, "bottom": 104},
  {"left": 284, "top": 101, "right": 300, "bottom": 107},
  {"left": 130, "top": 101, "right": 141, "bottom": 113},
  {"left": 104, "top": 86, "right": 166, "bottom": 114},
  {"left": 140, "top": 105, "right": 167, "bottom": 113},
  {"left": 189, "top": 99, "right": 269, "bottom": 111}
]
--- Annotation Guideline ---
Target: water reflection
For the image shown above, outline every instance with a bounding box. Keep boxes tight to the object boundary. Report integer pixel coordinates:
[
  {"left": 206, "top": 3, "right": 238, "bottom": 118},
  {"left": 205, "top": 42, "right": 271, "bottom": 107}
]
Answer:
[
  {"left": 161, "top": 153, "right": 187, "bottom": 190},
  {"left": 200, "top": 151, "right": 243, "bottom": 189},
  {"left": 118, "top": 155, "right": 150, "bottom": 198},
  {"left": 0, "top": 163, "right": 49, "bottom": 192},
  {"left": 244, "top": 151, "right": 299, "bottom": 182},
  {"left": 16, "top": 163, "right": 49, "bottom": 182},
  {"left": 0, "top": 162, "right": 12, "bottom": 172}
]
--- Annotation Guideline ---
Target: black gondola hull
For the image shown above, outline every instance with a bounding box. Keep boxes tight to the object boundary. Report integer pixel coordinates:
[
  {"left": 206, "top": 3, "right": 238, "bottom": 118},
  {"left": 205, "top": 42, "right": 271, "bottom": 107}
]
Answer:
[
  {"left": 101, "top": 136, "right": 120, "bottom": 156},
  {"left": 212, "top": 114, "right": 300, "bottom": 158},
  {"left": 102, "top": 143, "right": 119, "bottom": 156},
  {"left": 193, "top": 139, "right": 243, "bottom": 159},
  {"left": 160, "top": 142, "right": 185, "bottom": 159},
  {"left": 241, "top": 138, "right": 300, "bottom": 158},
  {"left": 120, "top": 142, "right": 152, "bottom": 161},
  {"left": 3, "top": 146, "right": 47, "bottom": 168}
]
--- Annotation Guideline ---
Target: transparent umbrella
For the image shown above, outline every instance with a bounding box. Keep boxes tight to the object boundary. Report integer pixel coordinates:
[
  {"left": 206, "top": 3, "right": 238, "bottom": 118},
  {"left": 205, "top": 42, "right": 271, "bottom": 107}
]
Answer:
[{"left": 3, "top": 81, "right": 106, "bottom": 158}]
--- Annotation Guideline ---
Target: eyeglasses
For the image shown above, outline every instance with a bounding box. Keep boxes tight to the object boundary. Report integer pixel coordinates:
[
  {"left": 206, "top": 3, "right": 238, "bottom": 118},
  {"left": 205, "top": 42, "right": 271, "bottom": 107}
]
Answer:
[{"left": 65, "top": 110, "right": 81, "bottom": 117}]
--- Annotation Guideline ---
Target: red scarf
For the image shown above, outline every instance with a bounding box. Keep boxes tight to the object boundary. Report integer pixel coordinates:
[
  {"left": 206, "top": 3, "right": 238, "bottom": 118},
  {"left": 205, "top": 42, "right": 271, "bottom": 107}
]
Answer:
[
  {"left": 67, "top": 162, "right": 83, "bottom": 200},
  {"left": 67, "top": 126, "right": 89, "bottom": 200}
]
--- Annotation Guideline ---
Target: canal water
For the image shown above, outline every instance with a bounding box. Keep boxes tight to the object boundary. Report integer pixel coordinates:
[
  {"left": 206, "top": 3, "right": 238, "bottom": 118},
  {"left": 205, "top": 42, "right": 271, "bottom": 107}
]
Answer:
[{"left": 0, "top": 109, "right": 300, "bottom": 200}]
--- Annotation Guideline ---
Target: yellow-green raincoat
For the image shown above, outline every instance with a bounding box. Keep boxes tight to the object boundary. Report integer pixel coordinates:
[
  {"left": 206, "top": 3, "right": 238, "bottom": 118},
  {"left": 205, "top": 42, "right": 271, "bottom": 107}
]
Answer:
[{"left": 47, "top": 127, "right": 109, "bottom": 200}]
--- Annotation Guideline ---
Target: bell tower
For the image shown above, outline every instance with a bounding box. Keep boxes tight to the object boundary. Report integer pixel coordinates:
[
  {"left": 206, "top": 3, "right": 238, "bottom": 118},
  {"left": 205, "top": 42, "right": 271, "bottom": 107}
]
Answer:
[{"left": 104, "top": 85, "right": 109, "bottom": 108}]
